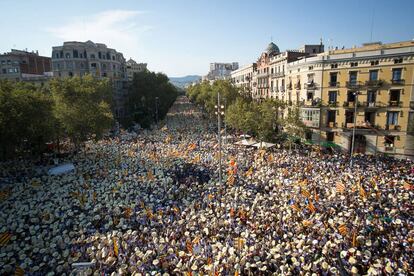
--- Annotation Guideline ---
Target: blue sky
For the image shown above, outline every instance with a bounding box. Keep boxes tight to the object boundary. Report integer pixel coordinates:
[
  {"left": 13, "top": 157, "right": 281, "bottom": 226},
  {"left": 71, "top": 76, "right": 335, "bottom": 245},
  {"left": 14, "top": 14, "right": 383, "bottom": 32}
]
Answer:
[{"left": 0, "top": 0, "right": 413, "bottom": 77}]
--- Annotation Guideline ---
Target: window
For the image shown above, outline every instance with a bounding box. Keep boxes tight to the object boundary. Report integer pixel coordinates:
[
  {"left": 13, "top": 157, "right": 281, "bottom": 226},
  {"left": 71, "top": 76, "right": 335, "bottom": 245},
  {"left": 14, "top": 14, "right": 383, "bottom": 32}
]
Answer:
[
  {"left": 0, "top": 60, "right": 5, "bottom": 65},
  {"left": 65, "top": 53, "right": 70, "bottom": 59},
  {"left": 112, "top": 56, "right": 115, "bottom": 60},
  {"left": 308, "top": 66, "right": 313, "bottom": 70},
  {"left": 8, "top": 68, "right": 14, "bottom": 73},
  {"left": 408, "top": 112, "right": 414, "bottom": 132},
  {"left": 73, "top": 50, "right": 78, "bottom": 58},
  {"left": 68, "top": 72, "right": 73, "bottom": 77},
  {"left": 330, "top": 72, "right": 337, "bottom": 84},
  {"left": 98, "top": 52, "right": 102, "bottom": 59},
  {"left": 350, "top": 62, "right": 358, "bottom": 67},
  {"left": 2, "top": 69, "right": 6, "bottom": 74},
  {"left": 367, "top": 90, "right": 376, "bottom": 103},
  {"left": 80, "top": 53, "right": 83, "bottom": 58},
  {"left": 392, "top": 68, "right": 402, "bottom": 80},
  {"left": 307, "top": 92, "right": 313, "bottom": 101},
  {"left": 389, "top": 90, "right": 400, "bottom": 103},
  {"left": 91, "top": 63, "right": 97, "bottom": 68},
  {"left": 7, "top": 60, "right": 11, "bottom": 65},
  {"left": 393, "top": 58, "right": 403, "bottom": 64},
  {"left": 106, "top": 52, "right": 110, "bottom": 59},
  {"left": 327, "top": 132, "right": 334, "bottom": 142},
  {"left": 369, "top": 70, "right": 378, "bottom": 81},
  {"left": 328, "top": 91, "right": 337, "bottom": 103},
  {"left": 384, "top": 135, "right": 395, "bottom": 147},
  {"left": 387, "top": 112, "right": 399, "bottom": 125},
  {"left": 91, "top": 54, "right": 95, "bottom": 59},
  {"left": 331, "top": 63, "right": 338, "bottom": 69},
  {"left": 370, "top": 60, "right": 379, "bottom": 66},
  {"left": 349, "top": 71, "right": 358, "bottom": 84}
]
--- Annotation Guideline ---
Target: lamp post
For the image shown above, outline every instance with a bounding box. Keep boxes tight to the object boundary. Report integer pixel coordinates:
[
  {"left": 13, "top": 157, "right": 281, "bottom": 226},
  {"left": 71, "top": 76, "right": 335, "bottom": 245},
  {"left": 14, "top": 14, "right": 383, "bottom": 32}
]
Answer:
[
  {"left": 215, "top": 92, "right": 225, "bottom": 185},
  {"left": 350, "top": 90, "right": 359, "bottom": 167},
  {"left": 155, "top": 97, "right": 159, "bottom": 128}
]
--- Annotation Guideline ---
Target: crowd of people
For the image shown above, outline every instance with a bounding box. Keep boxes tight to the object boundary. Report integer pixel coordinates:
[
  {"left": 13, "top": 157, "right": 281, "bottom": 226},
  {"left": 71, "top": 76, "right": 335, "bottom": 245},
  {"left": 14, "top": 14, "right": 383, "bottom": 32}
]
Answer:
[{"left": 0, "top": 96, "right": 413, "bottom": 275}]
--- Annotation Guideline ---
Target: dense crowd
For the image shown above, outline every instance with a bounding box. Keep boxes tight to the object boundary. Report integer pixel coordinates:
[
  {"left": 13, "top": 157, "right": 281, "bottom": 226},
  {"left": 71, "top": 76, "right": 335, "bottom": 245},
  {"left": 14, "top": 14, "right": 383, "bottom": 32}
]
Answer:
[{"left": 0, "top": 96, "right": 413, "bottom": 275}]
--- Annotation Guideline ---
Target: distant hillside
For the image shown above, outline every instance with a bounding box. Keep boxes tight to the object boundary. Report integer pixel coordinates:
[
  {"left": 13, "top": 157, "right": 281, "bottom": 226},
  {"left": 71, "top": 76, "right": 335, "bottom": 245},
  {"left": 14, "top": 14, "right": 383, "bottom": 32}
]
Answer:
[{"left": 169, "top": 75, "right": 201, "bottom": 88}]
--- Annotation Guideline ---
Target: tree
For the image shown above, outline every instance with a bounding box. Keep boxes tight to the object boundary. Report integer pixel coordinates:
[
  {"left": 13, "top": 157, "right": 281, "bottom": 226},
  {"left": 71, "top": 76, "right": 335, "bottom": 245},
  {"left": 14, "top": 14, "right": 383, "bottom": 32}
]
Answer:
[
  {"left": 283, "top": 106, "right": 308, "bottom": 149},
  {"left": 128, "top": 71, "right": 178, "bottom": 128},
  {"left": 0, "top": 80, "right": 56, "bottom": 159},
  {"left": 50, "top": 75, "right": 114, "bottom": 147}
]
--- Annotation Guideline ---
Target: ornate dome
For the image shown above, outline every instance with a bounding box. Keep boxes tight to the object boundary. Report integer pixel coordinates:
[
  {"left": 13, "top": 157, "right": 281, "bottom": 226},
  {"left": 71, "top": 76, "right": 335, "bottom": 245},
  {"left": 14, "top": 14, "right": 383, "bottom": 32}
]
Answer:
[{"left": 266, "top": 42, "right": 280, "bottom": 55}]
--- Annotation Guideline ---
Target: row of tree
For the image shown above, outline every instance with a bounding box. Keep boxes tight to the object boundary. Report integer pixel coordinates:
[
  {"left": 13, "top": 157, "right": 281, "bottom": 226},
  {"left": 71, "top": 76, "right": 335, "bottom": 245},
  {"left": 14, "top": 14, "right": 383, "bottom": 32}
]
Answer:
[
  {"left": 186, "top": 80, "right": 308, "bottom": 142},
  {"left": 126, "top": 71, "right": 178, "bottom": 128},
  {"left": 0, "top": 76, "right": 114, "bottom": 159}
]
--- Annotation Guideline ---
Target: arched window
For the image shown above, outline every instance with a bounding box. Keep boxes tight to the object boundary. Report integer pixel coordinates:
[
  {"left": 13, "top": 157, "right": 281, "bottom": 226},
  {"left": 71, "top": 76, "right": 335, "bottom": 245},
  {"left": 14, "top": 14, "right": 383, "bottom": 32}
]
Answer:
[
  {"left": 91, "top": 54, "right": 96, "bottom": 59},
  {"left": 65, "top": 53, "right": 71, "bottom": 59}
]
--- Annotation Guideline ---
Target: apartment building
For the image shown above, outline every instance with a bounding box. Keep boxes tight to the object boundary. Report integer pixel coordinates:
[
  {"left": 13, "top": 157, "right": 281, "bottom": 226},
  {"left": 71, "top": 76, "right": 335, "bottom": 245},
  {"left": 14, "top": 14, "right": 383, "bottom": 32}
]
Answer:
[
  {"left": 51, "top": 40, "right": 128, "bottom": 118},
  {"left": 0, "top": 49, "right": 51, "bottom": 82},
  {"left": 126, "top": 58, "right": 147, "bottom": 81},
  {"left": 230, "top": 63, "right": 257, "bottom": 97},
  {"left": 320, "top": 41, "right": 414, "bottom": 159}
]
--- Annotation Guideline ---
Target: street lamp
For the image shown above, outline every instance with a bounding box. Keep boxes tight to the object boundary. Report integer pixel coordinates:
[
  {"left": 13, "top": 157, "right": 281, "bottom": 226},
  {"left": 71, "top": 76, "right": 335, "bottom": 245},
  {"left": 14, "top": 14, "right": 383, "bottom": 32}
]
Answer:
[
  {"left": 215, "top": 92, "right": 225, "bottom": 185},
  {"left": 349, "top": 90, "right": 360, "bottom": 167},
  {"left": 155, "top": 97, "right": 159, "bottom": 128}
]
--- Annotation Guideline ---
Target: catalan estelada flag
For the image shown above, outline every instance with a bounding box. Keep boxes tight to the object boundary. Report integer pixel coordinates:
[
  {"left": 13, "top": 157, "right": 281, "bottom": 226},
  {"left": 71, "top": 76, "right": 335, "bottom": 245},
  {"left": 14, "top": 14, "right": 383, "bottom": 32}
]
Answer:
[
  {"left": 338, "top": 224, "right": 348, "bottom": 236},
  {"left": 301, "top": 189, "right": 311, "bottom": 198},
  {"left": 307, "top": 201, "right": 316, "bottom": 213},
  {"left": 336, "top": 182, "right": 345, "bottom": 193},
  {"left": 291, "top": 203, "right": 301, "bottom": 213},
  {"left": 14, "top": 266, "right": 24, "bottom": 276},
  {"left": 113, "top": 237, "right": 119, "bottom": 256},
  {"left": 245, "top": 167, "right": 253, "bottom": 177},
  {"left": 359, "top": 186, "right": 367, "bottom": 199},
  {"left": 186, "top": 240, "right": 193, "bottom": 254},
  {"left": 0, "top": 232, "right": 12, "bottom": 246}
]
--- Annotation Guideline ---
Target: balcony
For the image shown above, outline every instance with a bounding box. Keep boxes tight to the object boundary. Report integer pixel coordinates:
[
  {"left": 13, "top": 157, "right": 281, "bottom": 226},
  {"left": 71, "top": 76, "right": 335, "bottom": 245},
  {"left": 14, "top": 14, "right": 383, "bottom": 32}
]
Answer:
[
  {"left": 327, "top": 122, "right": 338, "bottom": 128},
  {"left": 386, "top": 124, "right": 401, "bottom": 131},
  {"left": 343, "top": 101, "right": 362, "bottom": 108},
  {"left": 329, "top": 81, "right": 339, "bottom": 87},
  {"left": 365, "top": 79, "right": 384, "bottom": 88},
  {"left": 346, "top": 81, "right": 364, "bottom": 90},
  {"left": 327, "top": 101, "right": 338, "bottom": 107},
  {"left": 388, "top": 101, "right": 402, "bottom": 107},
  {"left": 304, "top": 82, "right": 316, "bottom": 90},
  {"left": 279, "top": 86, "right": 285, "bottom": 92},
  {"left": 270, "top": 72, "right": 285, "bottom": 78},
  {"left": 385, "top": 146, "right": 395, "bottom": 152},
  {"left": 391, "top": 79, "right": 405, "bottom": 85},
  {"left": 294, "top": 83, "right": 301, "bottom": 90}
]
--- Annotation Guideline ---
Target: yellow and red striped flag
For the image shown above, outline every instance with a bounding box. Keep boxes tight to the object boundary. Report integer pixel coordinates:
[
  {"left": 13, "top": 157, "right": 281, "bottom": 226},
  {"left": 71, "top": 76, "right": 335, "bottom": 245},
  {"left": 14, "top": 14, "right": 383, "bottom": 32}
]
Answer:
[
  {"left": 307, "top": 201, "right": 316, "bottom": 213},
  {"left": 192, "top": 236, "right": 200, "bottom": 245},
  {"left": 359, "top": 186, "right": 367, "bottom": 199},
  {"left": 113, "top": 237, "right": 119, "bottom": 256},
  {"left": 352, "top": 230, "right": 357, "bottom": 247},
  {"left": 186, "top": 240, "right": 193, "bottom": 254},
  {"left": 403, "top": 181, "right": 413, "bottom": 190},
  {"left": 313, "top": 188, "right": 319, "bottom": 202},
  {"left": 236, "top": 237, "right": 245, "bottom": 250},
  {"left": 0, "top": 232, "right": 12, "bottom": 246},
  {"left": 301, "top": 189, "right": 311, "bottom": 198},
  {"left": 336, "top": 182, "right": 345, "bottom": 193},
  {"left": 267, "top": 154, "right": 274, "bottom": 162},
  {"left": 245, "top": 167, "right": 253, "bottom": 177},
  {"left": 14, "top": 266, "right": 24, "bottom": 276},
  {"left": 291, "top": 203, "right": 301, "bottom": 213},
  {"left": 302, "top": 220, "right": 313, "bottom": 227},
  {"left": 338, "top": 224, "right": 348, "bottom": 236},
  {"left": 227, "top": 175, "right": 235, "bottom": 185}
]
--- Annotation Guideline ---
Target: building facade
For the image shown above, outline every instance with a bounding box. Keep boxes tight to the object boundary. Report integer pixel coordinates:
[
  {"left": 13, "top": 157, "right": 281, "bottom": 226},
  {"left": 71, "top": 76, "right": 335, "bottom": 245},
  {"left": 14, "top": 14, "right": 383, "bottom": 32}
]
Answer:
[
  {"left": 203, "top": 62, "right": 239, "bottom": 81},
  {"left": 0, "top": 49, "right": 51, "bottom": 81},
  {"left": 126, "top": 58, "right": 147, "bottom": 81},
  {"left": 230, "top": 63, "right": 257, "bottom": 97},
  {"left": 51, "top": 41, "right": 128, "bottom": 118},
  {"left": 319, "top": 41, "right": 414, "bottom": 159}
]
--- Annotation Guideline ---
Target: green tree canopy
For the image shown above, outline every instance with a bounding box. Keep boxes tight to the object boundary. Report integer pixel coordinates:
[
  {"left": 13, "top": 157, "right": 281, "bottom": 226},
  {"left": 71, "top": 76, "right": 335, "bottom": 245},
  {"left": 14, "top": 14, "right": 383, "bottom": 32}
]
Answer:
[
  {"left": 128, "top": 71, "right": 178, "bottom": 128},
  {"left": 50, "top": 75, "right": 114, "bottom": 147},
  {"left": 0, "top": 80, "right": 56, "bottom": 158}
]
